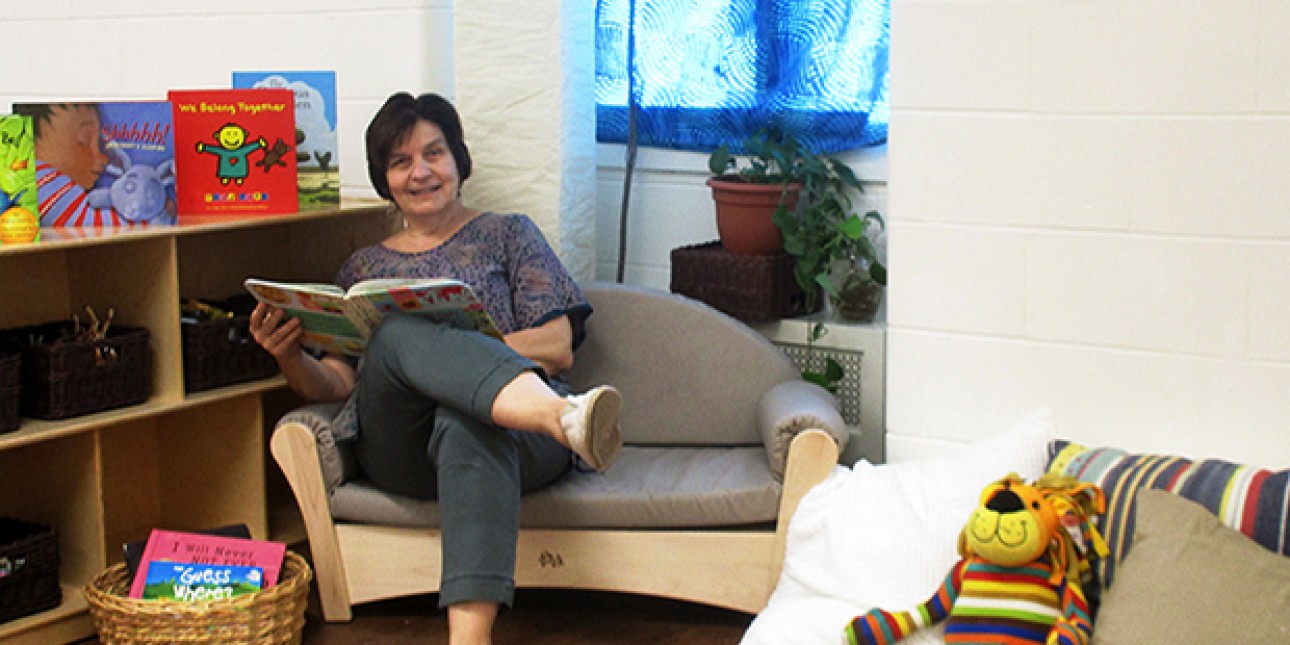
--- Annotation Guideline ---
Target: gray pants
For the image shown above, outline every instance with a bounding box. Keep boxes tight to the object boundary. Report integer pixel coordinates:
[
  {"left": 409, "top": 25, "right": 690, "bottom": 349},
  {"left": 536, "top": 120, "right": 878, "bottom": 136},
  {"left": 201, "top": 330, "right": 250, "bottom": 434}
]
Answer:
[{"left": 353, "top": 316, "right": 572, "bottom": 608}]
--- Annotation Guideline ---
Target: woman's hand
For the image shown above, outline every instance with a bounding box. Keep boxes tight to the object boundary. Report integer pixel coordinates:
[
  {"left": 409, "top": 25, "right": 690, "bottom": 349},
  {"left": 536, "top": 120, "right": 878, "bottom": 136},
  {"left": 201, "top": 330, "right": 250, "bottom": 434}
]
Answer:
[
  {"left": 249, "top": 302, "right": 305, "bottom": 362},
  {"left": 248, "top": 302, "right": 356, "bottom": 402}
]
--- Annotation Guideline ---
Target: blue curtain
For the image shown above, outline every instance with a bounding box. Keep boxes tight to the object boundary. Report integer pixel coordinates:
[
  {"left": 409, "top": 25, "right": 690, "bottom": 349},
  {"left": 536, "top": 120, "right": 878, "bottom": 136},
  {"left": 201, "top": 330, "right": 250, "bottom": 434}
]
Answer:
[{"left": 595, "top": 0, "right": 889, "bottom": 154}]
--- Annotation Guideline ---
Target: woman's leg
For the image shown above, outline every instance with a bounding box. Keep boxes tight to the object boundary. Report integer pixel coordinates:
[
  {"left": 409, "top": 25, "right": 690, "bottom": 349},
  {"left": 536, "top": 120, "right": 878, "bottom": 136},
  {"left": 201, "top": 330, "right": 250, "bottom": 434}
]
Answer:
[{"left": 359, "top": 316, "right": 621, "bottom": 476}]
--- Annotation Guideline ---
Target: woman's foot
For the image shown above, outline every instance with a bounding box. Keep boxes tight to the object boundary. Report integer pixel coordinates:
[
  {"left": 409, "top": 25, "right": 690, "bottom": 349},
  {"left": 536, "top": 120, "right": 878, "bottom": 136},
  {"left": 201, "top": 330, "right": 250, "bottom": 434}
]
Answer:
[{"left": 560, "top": 385, "right": 623, "bottom": 472}]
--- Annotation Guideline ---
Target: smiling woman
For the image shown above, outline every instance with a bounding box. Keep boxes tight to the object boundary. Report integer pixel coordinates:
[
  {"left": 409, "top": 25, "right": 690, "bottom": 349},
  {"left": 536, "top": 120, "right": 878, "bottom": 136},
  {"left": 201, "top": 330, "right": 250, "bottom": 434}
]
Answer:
[{"left": 249, "top": 91, "right": 626, "bottom": 643}]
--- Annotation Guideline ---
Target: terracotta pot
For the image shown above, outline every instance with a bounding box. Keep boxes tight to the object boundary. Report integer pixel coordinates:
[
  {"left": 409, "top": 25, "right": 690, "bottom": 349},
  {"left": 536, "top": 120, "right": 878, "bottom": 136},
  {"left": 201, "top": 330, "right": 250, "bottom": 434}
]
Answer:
[{"left": 707, "top": 177, "right": 801, "bottom": 255}]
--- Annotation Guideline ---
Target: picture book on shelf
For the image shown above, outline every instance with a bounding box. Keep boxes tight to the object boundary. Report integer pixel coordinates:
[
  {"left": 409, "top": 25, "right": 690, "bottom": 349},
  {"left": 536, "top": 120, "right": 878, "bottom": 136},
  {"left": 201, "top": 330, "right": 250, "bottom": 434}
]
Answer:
[
  {"left": 232, "top": 70, "right": 338, "bottom": 210},
  {"left": 127, "top": 528, "right": 287, "bottom": 599},
  {"left": 12, "top": 101, "right": 177, "bottom": 227},
  {"left": 243, "top": 277, "right": 503, "bottom": 357},
  {"left": 0, "top": 114, "right": 39, "bottom": 244},
  {"left": 139, "top": 561, "right": 264, "bottom": 601},
  {"left": 167, "top": 88, "right": 297, "bottom": 215}
]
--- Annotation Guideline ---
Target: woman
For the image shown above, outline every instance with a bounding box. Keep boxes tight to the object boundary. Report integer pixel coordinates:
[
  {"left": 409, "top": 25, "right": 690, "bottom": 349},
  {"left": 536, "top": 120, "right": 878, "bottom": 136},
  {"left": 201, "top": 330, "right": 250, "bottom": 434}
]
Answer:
[{"left": 249, "top": 92, "right": 622, "bottom": 643}]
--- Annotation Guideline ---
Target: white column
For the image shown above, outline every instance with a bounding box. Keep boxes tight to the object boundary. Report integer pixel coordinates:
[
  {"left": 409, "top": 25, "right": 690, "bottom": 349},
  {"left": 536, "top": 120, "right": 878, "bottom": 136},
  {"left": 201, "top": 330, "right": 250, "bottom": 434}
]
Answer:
[{"left": 453, "top": 0, "right": 596, "bottom": 282}]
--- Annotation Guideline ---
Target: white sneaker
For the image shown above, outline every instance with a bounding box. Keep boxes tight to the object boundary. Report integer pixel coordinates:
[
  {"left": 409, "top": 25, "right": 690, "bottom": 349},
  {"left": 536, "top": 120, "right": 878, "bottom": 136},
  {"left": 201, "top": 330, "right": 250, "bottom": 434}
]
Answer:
[{"left": 560, "top": 385, "right": 623, "bottom": 473}]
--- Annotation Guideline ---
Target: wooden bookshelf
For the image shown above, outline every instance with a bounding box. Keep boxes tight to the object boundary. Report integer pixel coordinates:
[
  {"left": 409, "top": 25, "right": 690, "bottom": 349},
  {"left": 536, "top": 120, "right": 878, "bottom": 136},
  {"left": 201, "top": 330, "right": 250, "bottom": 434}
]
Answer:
[{"left": 0, "top": 201, "right": 390, "bottom": 643}]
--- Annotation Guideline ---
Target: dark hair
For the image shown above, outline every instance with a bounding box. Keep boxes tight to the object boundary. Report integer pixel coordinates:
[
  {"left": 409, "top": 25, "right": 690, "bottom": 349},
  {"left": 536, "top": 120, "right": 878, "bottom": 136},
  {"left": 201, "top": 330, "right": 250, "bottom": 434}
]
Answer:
[
  {"left": 365, "top": 92, "right": 472, "bottom": 200},
  {"left": 13, "top": 102, "right": 102, "bottom": 140}
]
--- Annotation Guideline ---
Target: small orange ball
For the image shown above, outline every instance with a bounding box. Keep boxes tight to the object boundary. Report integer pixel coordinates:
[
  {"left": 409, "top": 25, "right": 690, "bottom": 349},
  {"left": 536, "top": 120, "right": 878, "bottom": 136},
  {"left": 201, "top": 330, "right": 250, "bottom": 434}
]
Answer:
[{"left": 0, "top": 206, "right": 39, "bottom": 244}]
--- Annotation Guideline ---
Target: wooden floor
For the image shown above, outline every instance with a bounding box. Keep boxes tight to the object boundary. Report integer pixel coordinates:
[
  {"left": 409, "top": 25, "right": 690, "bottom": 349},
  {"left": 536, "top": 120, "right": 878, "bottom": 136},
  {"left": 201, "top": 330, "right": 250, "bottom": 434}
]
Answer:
[{"left": 300, "top": 589, "right": 754, "bottom": 644}]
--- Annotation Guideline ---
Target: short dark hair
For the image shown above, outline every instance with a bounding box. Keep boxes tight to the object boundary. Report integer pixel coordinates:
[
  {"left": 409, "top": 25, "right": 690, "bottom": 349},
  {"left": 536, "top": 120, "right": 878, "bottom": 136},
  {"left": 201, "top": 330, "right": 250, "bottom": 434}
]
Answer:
[
  {"left": 365, "top": 92, "right": 472, "bottom": 200},
  {"left": 13, "top": 102, "right": 102, "bottom": 141}
]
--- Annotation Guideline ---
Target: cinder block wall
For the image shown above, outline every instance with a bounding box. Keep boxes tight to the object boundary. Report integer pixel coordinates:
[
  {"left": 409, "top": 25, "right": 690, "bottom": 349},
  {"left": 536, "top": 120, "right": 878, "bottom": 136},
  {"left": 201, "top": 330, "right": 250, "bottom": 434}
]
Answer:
[{"left": 885, "top": 0, "right": 1290, "bottom": 466}]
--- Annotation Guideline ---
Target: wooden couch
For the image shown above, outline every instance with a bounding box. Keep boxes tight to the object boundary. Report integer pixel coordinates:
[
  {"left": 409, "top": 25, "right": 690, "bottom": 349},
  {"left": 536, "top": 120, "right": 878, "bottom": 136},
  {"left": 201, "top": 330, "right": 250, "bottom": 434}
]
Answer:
[{"left": 271, "top": 282, "right": 847, "bottom": 621}]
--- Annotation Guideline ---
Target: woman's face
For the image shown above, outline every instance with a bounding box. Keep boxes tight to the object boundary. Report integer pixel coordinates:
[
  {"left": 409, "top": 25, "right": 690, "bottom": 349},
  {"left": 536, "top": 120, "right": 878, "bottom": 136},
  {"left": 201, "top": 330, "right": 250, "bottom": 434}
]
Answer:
[{"left": 385, "top": 119, "right": 460, "bottom": 219}]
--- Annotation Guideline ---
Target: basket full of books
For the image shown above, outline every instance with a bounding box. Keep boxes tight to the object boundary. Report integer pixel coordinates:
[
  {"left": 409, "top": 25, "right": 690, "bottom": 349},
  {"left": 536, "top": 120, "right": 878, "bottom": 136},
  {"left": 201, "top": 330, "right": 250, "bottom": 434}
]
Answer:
[{"left": 83, "top": 528, "right": 311, "bottom": 645}]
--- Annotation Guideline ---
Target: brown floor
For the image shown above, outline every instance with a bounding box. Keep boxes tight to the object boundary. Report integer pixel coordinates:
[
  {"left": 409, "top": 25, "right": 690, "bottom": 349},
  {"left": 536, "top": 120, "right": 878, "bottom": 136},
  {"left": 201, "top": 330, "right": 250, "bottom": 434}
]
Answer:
[{"left": 301, "top": 589, "right": 754, "bottom": 644}]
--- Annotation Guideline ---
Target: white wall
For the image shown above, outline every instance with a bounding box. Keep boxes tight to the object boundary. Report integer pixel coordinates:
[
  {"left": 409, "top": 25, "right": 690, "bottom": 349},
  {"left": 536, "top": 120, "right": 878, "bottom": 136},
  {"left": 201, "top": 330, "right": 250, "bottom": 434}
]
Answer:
[{"left": 886, "top": 0, "right": 1290, "bottom": 467}]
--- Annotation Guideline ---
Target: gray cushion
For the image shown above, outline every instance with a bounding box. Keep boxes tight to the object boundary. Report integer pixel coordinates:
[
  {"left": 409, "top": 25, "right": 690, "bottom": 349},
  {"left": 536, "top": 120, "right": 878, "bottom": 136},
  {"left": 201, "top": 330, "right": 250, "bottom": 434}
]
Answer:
[
  {"left": 757, "top": 380, "right": 848, "bottom": 479},
  {"left": 330, "top": 445, "right": 782, "bottom": 529},
  {"left": 565, "top": 283, "right": 799, "bottom": 446},
  {"left": 276, "top": 401, "right": 354, "bottom": 492}
]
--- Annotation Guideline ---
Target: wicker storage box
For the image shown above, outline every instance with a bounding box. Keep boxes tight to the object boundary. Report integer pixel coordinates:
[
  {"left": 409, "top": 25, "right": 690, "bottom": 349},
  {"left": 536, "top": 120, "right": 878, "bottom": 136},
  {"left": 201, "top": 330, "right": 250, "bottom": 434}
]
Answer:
[
  {"left": 2, "top": 322, "right": 151, "bottom": 420},
  {"left": 0, "top": 352, "right": 18, "bottom": 433},
  {"left": 670, "top": 241, "right": 814, "bottom": 322},
  {"left": 182, "top": 315, "right": 278, "bottom": 393},
  {"left": 0, "top": 517, "right": 61, "bottom": 625},
  {"left": 84, "top": 550, "right": 312, "bottom": 645}
]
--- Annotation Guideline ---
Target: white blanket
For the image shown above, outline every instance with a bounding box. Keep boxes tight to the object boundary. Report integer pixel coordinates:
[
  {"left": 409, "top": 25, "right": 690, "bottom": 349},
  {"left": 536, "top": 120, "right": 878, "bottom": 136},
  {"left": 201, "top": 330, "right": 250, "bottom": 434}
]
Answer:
[{"left": 742, "top": 410, "right": 1054, "bottom": 645}]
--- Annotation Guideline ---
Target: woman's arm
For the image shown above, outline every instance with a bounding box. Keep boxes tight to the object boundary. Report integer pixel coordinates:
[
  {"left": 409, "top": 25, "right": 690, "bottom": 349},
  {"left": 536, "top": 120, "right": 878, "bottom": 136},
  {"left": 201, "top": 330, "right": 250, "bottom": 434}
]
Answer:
[
  {"left": 505, "top": 315, "right": 574, "bottom": 377},
  {"left": 249, "top": 302, "right": 356, "bottom": 402}
]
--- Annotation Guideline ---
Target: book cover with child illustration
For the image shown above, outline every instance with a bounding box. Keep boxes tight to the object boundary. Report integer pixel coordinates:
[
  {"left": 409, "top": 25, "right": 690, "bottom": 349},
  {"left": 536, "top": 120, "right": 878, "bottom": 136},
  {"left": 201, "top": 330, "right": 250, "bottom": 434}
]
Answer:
[
  {"left": 232, "top": 70, "right": 338, "bottom": 210},
  {"left": 168, "top": 88, "right": 298, "bottom": 215},
  {"left": 12, "top": 101, "right": 177, "bottom": 227}
]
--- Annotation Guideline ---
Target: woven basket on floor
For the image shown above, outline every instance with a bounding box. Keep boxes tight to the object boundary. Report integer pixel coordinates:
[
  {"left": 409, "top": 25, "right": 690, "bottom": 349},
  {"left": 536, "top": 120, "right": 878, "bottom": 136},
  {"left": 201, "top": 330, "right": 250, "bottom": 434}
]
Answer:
[{"left": 83, "top": 550, "right": 312, "bottom": 645}]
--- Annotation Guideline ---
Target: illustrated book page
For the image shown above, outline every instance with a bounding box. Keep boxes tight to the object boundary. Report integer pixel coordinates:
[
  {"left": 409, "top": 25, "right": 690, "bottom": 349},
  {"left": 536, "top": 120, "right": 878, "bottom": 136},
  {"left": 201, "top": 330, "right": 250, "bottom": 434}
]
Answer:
[{"left": 244, "top": 276, "right": 502, "bottom": 357}]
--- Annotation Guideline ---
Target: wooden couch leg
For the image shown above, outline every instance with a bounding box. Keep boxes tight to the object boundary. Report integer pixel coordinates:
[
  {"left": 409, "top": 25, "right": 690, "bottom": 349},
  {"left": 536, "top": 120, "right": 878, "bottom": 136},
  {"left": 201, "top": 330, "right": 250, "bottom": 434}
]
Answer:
[{"left": 271, "top": 422, "right": 354, "bottom": 622}]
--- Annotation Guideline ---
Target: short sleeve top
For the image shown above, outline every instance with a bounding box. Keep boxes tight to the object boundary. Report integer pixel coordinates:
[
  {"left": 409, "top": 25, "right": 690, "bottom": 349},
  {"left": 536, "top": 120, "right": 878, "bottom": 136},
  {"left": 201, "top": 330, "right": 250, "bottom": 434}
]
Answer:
[{"left": 334, "top": 212, "right": 591, "bottom": 348}]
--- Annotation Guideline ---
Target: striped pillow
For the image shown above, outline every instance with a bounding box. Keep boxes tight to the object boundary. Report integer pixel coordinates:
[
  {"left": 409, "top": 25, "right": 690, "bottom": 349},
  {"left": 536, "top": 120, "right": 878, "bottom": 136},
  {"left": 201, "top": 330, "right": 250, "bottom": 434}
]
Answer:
[{"left": 1046, "top": 440, "right": 1290, "bottom": 592}]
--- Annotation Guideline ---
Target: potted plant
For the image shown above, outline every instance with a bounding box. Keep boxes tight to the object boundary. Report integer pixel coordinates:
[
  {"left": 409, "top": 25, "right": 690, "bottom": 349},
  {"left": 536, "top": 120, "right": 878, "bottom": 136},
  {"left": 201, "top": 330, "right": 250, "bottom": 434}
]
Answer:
[
  {"left": 770, "top": 142, "right": 887, "bottom": 391},
  {"left": 706, "top": 131, "right": 804, "bottom": 255}
]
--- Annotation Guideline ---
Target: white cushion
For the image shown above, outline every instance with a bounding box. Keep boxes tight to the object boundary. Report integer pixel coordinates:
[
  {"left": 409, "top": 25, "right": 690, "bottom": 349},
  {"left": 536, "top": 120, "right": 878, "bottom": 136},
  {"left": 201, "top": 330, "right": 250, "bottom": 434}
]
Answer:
[{"left": 741, "top": 408, "right": 1055, "bottom": 645}]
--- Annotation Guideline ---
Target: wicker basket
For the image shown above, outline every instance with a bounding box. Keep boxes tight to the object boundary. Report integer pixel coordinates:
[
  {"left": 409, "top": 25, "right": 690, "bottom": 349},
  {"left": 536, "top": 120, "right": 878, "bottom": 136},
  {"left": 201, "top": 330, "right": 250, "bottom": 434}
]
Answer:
[
  {"left": 670, "top": 240, "right": 816, "bottom": 322},
  {"left": 182, "top": 315, "right": 278, "bottom": 393},
  {"left": 0, "top": 517, "right": 61, "bottom": 625},
  {"left": 0, "top": 352, "right": 18, "bottom": 433},
  {"left": 84, "top": 550, "right": 312, "bottom": 645},
  {"left": 1, "top": 323, "right": 151, "bottom": 420}
]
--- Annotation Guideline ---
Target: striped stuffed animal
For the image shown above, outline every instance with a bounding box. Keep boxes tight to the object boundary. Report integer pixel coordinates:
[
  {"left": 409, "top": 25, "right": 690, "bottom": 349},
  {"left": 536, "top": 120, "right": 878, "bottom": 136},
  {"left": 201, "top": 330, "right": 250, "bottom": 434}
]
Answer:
[{"left": 845, "top": 473, "right": 1106, "bottom": 645}]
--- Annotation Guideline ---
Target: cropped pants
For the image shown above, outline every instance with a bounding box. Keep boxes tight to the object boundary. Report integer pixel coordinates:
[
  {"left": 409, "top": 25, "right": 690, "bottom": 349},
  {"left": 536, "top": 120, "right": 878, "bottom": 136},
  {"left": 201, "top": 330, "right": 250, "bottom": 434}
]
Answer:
[{"left": 353, "top": 316, "right": 571, "bottom": 608}]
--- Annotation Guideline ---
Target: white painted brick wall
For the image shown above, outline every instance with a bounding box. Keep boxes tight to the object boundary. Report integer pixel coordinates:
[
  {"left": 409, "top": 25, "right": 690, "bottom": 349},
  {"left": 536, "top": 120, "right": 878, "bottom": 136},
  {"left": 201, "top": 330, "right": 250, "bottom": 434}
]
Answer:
[{"left": 887, "top": 0, "right": 1290, "bottom": 467}]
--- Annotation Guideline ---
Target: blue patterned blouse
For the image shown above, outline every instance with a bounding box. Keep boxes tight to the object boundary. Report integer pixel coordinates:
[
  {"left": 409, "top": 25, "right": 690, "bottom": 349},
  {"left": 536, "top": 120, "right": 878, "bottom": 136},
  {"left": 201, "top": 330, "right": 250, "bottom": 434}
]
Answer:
[
  {"left": 335, "top": 212, "right": 591, "bottom": 348},
  {"left": 327, "top": 212, "right": 590, "bottom": 443}
]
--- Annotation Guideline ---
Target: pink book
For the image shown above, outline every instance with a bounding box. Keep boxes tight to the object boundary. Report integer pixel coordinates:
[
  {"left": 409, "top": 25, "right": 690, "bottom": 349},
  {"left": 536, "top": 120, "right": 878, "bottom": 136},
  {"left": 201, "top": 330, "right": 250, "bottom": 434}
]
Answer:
[{"left": 127, "top": 529, "right": 287, "bottom": 599}]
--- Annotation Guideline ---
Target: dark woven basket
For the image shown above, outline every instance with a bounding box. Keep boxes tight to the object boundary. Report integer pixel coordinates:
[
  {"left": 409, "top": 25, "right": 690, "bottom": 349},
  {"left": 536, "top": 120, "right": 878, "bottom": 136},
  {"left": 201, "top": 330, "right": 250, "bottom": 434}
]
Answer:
[
  {"left": 0, "top": 517, "right": 61, "bottom": 625},
  {"left": 0, "top": 352, "right": 18, "bottom": 433},
  {"left": 2, "top": 323, "right": 151, "bottom": 420},
  {"left": 182, "top": 315, "right": 278, "bottom": 393},
  {"left": 670, "top": 241, "right": 816, "bottom": 322}
]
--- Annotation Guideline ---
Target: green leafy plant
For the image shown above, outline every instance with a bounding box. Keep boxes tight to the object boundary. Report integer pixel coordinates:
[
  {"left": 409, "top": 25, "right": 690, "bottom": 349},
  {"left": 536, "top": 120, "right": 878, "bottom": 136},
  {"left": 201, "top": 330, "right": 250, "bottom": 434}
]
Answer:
[
  {"left": 707, "top": 130, "right": 887, "bottom": 392},
  {"left": 707, "top": 133, "right": 803, "bottom": 184}
]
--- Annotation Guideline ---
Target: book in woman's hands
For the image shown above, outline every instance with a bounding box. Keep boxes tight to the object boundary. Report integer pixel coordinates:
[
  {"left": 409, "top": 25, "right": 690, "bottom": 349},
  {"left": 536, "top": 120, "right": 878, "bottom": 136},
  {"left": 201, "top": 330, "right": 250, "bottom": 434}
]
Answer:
[{"left": 243, "top": 277, "right": 503, "bottom": 356}]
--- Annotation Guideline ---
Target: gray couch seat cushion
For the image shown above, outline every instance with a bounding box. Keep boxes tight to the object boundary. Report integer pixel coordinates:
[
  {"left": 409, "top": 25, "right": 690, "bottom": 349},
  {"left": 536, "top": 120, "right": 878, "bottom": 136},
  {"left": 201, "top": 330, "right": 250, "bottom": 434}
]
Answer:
[{"left": 330, "top": 445, "right": 782, "bottom": 529}]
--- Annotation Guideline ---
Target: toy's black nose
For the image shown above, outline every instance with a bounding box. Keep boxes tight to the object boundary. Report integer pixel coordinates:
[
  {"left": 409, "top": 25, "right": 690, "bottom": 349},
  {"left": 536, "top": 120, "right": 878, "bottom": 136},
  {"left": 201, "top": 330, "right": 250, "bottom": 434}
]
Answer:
[{"left": 987, "top": 489, "right": 1024, "bottom": 514}]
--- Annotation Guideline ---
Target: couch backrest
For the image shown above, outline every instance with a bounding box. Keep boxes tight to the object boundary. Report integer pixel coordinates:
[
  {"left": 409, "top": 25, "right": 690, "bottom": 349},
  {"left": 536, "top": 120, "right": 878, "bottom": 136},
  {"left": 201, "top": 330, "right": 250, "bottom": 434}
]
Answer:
[{"left": 565, "top": 282, "right": 799, "bottom": 446}]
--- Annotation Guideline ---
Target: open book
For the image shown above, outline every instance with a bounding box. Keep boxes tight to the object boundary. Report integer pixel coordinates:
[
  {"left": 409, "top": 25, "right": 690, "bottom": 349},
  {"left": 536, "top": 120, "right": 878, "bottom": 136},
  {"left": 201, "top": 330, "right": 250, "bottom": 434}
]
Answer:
[{"left": 244, "top": 277, "right": 503, "bottom": 356}]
